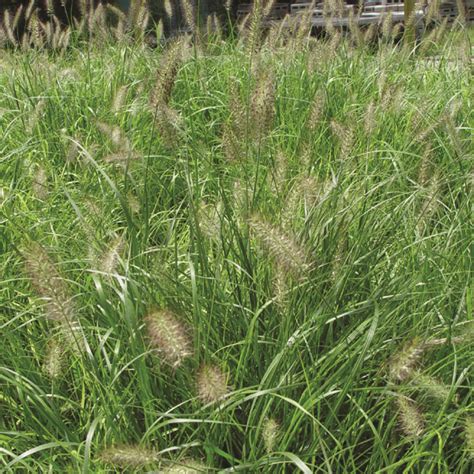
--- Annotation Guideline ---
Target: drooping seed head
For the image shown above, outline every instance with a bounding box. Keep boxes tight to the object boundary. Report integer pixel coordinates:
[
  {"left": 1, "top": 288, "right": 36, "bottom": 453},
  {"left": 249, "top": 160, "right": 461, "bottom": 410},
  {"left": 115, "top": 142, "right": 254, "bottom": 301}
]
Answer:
[
  {"left": 145, "top": 310, "right": 193, "bottom": 368},
  {"left": 162, "top": 458, "right": 209, "bottom": 473},
  {"left": 248, "top": 214, "right": 310, "bottom": 277},
  {"left": 98, "top": 445, "right": 157, "bottom": 468},
  {"left": 396, "top": 396, "right": 424, "bottom": 438},
  {"left": 388, "top": 337, "right": 425, "bottom": 382},
  {"left": 23, "top": 242, "right": 77, "bottom": 325}
]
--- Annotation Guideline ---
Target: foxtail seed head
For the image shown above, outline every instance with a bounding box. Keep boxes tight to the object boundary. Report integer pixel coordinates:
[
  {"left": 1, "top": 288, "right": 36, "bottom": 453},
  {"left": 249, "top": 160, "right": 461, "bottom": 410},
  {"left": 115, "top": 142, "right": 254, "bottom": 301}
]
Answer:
[
  {"left": 98, "top": 445, "right": 157, "bottom": 468},
  {"left": 145, "top": 310, "right": 193, "bottom": 368},
  {"left": 262, "top": 418, "right": 280, "bottom": 453},
  {"left": 388, "top": 337, "right": 425, "bottom": 382},
  {"left": 197, "top": 363, "right": 228, "bottom": 404},
  {"left": 396, "top": 396, "right": 424, "bottom": 438}
]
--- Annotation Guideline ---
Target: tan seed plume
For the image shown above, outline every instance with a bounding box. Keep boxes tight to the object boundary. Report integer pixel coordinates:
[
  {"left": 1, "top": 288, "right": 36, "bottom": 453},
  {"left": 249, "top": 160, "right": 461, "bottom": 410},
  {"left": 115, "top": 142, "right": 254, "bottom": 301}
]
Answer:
[
  {"left": 197, "top": 363, "right": 228, "bottom": 404},
  {"left": 99, "top": 445, "right": 157, "bottom": 468},
  {"left": 145, "top": 309, "right": 193, "bottom": 368}
]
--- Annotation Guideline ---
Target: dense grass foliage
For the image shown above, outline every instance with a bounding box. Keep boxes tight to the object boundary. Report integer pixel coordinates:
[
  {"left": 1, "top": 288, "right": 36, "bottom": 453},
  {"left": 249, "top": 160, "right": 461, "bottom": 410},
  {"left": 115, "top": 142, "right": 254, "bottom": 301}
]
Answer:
[{"left": 0, "top": 28, "right": 473, "bottom": 472}]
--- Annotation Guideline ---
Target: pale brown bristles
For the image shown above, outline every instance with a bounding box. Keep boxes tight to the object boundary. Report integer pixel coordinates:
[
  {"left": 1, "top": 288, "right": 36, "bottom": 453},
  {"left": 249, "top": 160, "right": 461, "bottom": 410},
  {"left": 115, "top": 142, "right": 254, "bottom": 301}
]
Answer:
[
  {"left": 99, "top": 234, "right": 126, "bottom": 276},
  {"left": 465, "top": 417, "right": 474, "bottom": 458},
  {"left": 248, "top": 214, "right": 310, "bottom": 277},
  {"left": 262, "top": 418, "right": 280, "bottom": 453},
  {"left": 330, "top": 120, "right": 354, "bottom": 160},
  {"left": 162, "top": 458, "right": 209, "bottom": 473},
  {"left": 97, "top": 121, "right": 131, "bottom": 152},
  {"left": 32, "top": 165, "right": 49, "bottom": 201},
  {"left": 411, "top": 372, "right": 456, "bottom": 404},
  {"left": 307, "top": 90, "right": 326, "bottom": 132},
  {"left": 196, "top": 363, "right": 228, "bottom": 404},
  {"left": 388, "top": 337, "right": 425, "bottom": 382},
  {"left": 417, "top": 147, "right": 433, "bottom": 188},
  {"left": 98, "top": 445, "right": 157, "bottom": 468},
  {"left": 112, "top": 85, "right": 128, "bottom": 114},
  {"left": 250, "top": 68, "right": 276, "bottom": 142},
  {"left": 150, "top": 40, "right": 184, "bottom": 109},
  {"left": 42, "top": 335, "right": 67, "bottom": 379},
  {"left": 396, "top": 396, "right": 425, "bottom": 438},
  {"left": 145, "top": 309, "right": 193, "bottom": 368},
  {"left": 23, "top": 242, "right": 77, "bottom": 326}
]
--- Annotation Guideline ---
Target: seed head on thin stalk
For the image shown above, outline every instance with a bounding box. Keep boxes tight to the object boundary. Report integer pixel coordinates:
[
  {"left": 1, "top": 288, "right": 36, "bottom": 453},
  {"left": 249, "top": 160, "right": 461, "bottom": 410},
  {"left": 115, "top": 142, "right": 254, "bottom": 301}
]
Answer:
[
  {"left": 262, "top": 418, "right": 280, "bottom": 453},
  {"left": 196, "top": 363, "right": 229, "bottom": 404},
  {"left": 42, "top": 335, "right": 67, "bottom": 380},
  {"left": 307, "top": 90, "right": 326, "bottom": 132},
  {"left": 381, "top": 12, "right": 393, "bottom": 42},
  {"left": 388, "top": 337, "right": 425, "bottom": 382},
  {"left": 27, "top": 99, "right": 46, "bottom": 134},
  {"left": 396, "top": 396, "right": 424, "bottom": 438},
  {"left": 250, "top": 68, "right": 276, "bottom": 142},
  {"left": 24, "top": 242, "right": 77, "bottom": 326},
  {"left": 331, "top": 120, "right": 354, "bottom": 160},
  {"left": 112, "top": 85, "right": 128, "bottom": 114},
  {"left": 417, "top": 146, "right": 433, "bottom": 188},
  {"left": 417, "top": 174, "right": 441, "bottom": 234},
  {"left": 145, "top": 309, "right": 193, "bottom": 368},
  {"left": 465, "top": 417, "right": 474, "bottom": 458},
  {"left": 97, "top": 121, "right": 131, "bottom": 152},
  {"left": 364, "top": 101, "right": 377, "bottom": 135},
  {"left": 162, "top": 459, "right": 209, "bottom": 473},
  {"left": 150, "top": 39, "right": 183, "bottom": 109},
  {"left": 198, "top": 202, "right": 222, "bottom": 241},
  {"left": 98, "top": 445, "right": 157, "bottom": 468},
  {"left": 411, "top": 372, "right": 457, "bottom": 405},
  {"left": 248, "top": 214, "right": 310, "bottom": 277},
  {"left": 99, "top": 234, "right": 126, "bottom": 276},
  {"left": 32, "top": 165, "right": 49, "bottom": 201}
]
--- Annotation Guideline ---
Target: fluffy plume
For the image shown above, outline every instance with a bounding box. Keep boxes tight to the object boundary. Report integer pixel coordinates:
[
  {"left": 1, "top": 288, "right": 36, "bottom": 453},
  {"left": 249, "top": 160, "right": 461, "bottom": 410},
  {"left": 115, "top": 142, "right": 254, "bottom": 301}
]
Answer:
[
  {"left": 331, "top": 120, "right": 354, "bottom": 159},
  {"left": 112, "top": 85, "right": 128, "bottom": 114},
  {"left": 162, "top": 458, "right": 209, "bottom": 473},
  {"left": 150, "top": 40, "right": 184, "bottom": 109},
  {"left": 250, "top": 68, "right": 276, "bottom": 141},
  {"left": 42, "top": 335, "right": 67, "bottom": 379},
  {"left": 32, "top": 165, "right": 49, "bottom": 200},
  {"left": 262, "top": 418, "right": 280, "bottom": 453},
  {"left": 248, "top": 214, "right": 310, "bottom": 277},
  {"left": 24, "top": 243, "right": 77, "bottom": 325},
  {"left": 417, "top": 147, "right": 433, "bottom": 188},
  {"left": 98, "top": 445, "right": 157, "bottom": 468},
  {"left": 364, "top": 101, "right": 377, "bottom": 135},
  {"left": 145, "top": 310, "right": 193, "bottom": 368},
  {"left": 27, "top": 99, "right": 46, "bottom": 133},
  {"left": 198, "top": 202, "right": 222, "bottom": 241},
  {"left": 307, "top": 90, "right": 326, "bottom": 132},
  {"left": 396, "top": 396, "right": 424, "bottom": 438},
  {"left": 411, "top": 372, "right": 455, "bottom": 404},
  {"left": 99, "top": 234, "right": 126, "bottom": 276},
  {"left": 388, "top": 338, "right": 425, "bottom": 382},
  {"left": 196, "top": 364, "right": 228, "bottom": 404},
  {"left": 465, "top": 417, "right": 474, "bottom": 458},
  {"left": 97, "top": 121, "right": 131, "bottom": 152}
]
